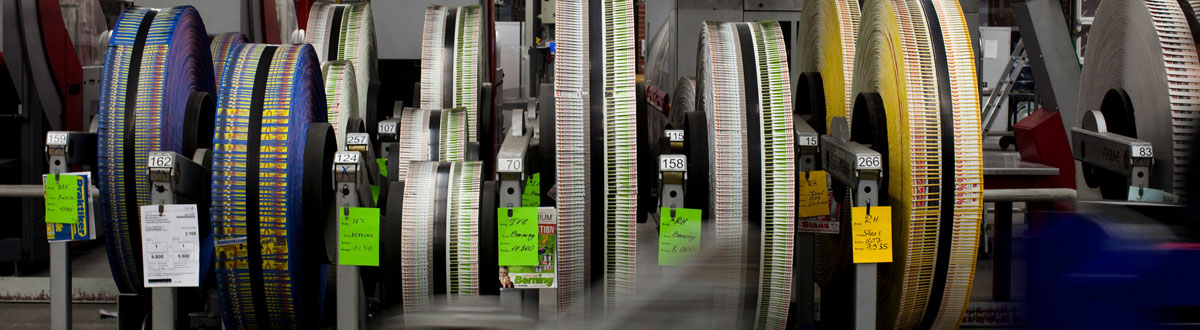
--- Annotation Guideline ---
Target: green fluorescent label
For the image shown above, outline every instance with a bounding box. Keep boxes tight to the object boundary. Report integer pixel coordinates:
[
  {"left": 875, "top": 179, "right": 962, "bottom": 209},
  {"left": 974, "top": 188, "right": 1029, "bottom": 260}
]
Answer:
[
  {"left": 659, "top": 207, "right": 701, "bottom": 266},
  {"left": 44, "top": 174, "right": 84, "bottom": 224},
  {"left": 338, "top": 207, "right": 380, "bottom": 267},
  {"left": 498, "top": 207, "right": 539, "bottom": 266}
]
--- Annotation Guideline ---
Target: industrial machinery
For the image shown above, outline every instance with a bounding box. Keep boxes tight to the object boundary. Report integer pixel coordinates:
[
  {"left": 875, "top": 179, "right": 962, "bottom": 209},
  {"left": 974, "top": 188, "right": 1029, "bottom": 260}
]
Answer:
[{"left": 8, "top": 0, "right": 1200, "bottom": 329}]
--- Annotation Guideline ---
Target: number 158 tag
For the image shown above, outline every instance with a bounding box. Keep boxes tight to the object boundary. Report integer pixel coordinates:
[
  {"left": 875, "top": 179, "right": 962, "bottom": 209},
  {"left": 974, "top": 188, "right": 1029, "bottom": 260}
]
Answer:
[{"left": 659, "top": 155, "right": 687, "bottom": 172}]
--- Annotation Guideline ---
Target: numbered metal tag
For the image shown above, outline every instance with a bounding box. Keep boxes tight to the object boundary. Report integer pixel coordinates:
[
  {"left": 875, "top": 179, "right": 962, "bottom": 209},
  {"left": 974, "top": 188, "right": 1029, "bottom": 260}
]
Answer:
[
  {"left": 147, "top": 152, "right": 174, "bottom": 169},
  {"left": 855, "top": 155, "right": 882, "bottom": 170},
  {"left": 346, "top": 133, "right": 370, "bottom": 146},
  {"left": 334, "top": 151, "right": 361, "bottom": 165},
  {"left": 498, "top": 157, "right": 524, "bottom": 173},
  {"left": 46, "top": 131, "right": 69, "bottom": 146},
  {"left": 798, "top": 135, "right": 819, "bottom": 147},
  {"left": 665, "top": 129, "right": 685, "bottom": 143},
  {"left": 659, "top": 154, "right": 688, "bottom": 172},
  {"left": 378, "top": 121, "right": 397, "bottom": 135},
  {"left": 1131, "top": 143, "right": 1153, "bottom": 158}
]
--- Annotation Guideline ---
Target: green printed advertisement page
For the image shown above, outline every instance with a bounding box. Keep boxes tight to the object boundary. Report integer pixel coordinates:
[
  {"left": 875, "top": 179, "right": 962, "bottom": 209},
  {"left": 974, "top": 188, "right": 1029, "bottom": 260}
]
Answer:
[{"left": 499, "top": 207, "right": 557, "bottom": 289}]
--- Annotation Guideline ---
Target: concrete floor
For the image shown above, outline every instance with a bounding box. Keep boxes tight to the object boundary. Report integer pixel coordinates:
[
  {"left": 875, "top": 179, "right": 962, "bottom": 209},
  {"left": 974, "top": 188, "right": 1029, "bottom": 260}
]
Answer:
[{"left": 0, "top": 303, "right": 119, "bottom": 330}]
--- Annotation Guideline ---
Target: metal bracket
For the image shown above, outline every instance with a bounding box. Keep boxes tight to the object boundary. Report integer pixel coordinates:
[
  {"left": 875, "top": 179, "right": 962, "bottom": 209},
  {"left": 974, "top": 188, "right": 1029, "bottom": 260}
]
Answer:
[
  {"left": 497, "top": 122, "right": 533, "bottom": 208},
  {"left": 821, "top": 135, "right": 882, "bottom": 206},
  {"left": 378, "top": 117, "right": 401, "bottom": 182},
  {"left": 796, "top": 119, "right": 819, "bottom": 172},
  {"left": 344, "top": 132, "right": 379, "bottom": 186},
  {"left": 147, "top": 151, "right": 212, "bottom": 206},
  {"left": 665, "top": 129, "right": 685, "bottom": 153},
  {"left": 334, "top": 151, "right": 374, "bottom": 209},
  {"left": 1072, "top": 110, "right": 1153, "bottom": 190},
  {"left": 658, "top": 153, "right": 687, "bottom": 210}
]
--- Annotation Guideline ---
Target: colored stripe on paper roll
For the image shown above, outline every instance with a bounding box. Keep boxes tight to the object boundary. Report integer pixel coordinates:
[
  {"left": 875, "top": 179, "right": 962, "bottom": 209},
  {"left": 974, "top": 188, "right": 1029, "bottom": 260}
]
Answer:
[
  {"left": 600, "top": 0, "right": 640, "bottom": 313},
  {"left": 211, "top": 43, "right": 329, "bottom": 329},
  {"left": 421, "top": 5, "right": 482, "bottom": 142},
  {"left": 848, "top": 1, "right": 983, "bottom": 328},
  {"left": 696, "top": 20, "right": 797, "bottom": 329},
  {"left": 554, "top": 0, "right": 589, "bottom": 326},
  {"left": 400, "top": 161, "right": 483, "bottom": 318},
  {"left": 322, "top": 61, "right": 360, "bottom": 148},
  {"left": 210, "top": 32, "right": 248, "bottom": 94},
  {"left": 306, "top": 1, "right": 377, "bottom": 140},
  {"left": 395, "top": 108, "right": 469, "bottom": 181},
  {"left": 98, "top": 6, "right": 217, "bottom": 295}
]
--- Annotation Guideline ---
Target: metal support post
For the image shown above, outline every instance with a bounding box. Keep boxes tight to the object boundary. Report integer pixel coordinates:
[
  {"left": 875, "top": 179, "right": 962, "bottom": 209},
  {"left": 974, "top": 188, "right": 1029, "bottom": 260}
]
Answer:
[
  {"left": 46, "top": 131, "right": 71, "bottom": 330},
  {"left": 146, "top": 150, "right": 213, "bottom": 330},
  {"left": 822, "top": 121, "right": 882, "bottom": 330},
  {"left": 334, "top": 149, "right": 373, "bottom": 330},
  {"left": 496, "top": 105, "right": 538, "bottom": 317},
  {"left": 793, "top": 120, "right": 819, "bottom": 329}
]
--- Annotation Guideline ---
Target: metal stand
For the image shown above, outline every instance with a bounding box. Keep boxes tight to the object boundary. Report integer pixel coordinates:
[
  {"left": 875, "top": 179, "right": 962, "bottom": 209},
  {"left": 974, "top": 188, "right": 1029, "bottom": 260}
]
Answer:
[
  {"left": 334, "top": 148, "right": 374, "bottom": 330},
  {"left": 821, "top": 118, "right": 883, "bottom": 330},
  {"left": 45, "top": 131, "right": 73, "bottom": 330},
  {"left": 793, "top": 120, "right": 819, "bottom": 329},
  {"left": 50, "top": 241, "right": 70, "bottom": 330},
  {"left": 495, "top": 104, "right": 539, "bottom": 320},
  {"left": 146, "top": 150, "right": 213, "bottom": 330}
]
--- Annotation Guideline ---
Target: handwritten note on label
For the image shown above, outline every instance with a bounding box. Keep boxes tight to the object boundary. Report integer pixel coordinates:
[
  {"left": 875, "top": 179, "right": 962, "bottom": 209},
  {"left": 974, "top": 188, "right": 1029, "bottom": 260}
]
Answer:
[
  {"left": 852, "top": 207, "right": 892, "bottom": 263},
  {"left": 522, "top": 173, "right": 540, "bottom": 207},
  {"left": 339, "top": 207, "right": 380, "bottom": 266},
  {"left": 798, "top": 171, "right": 831, "bottom": 217},
  {"left": 44, "top": 174, "right": 84, "bottom": 224},
  {"left": 659, "top": 207, "right": 701, "bottom": 266},
  {"left": 45, "top": 172, "right": 96, "bottom": 242},
  {"left": 498, "top": 207, "right": 538, "bottom": 266}
]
